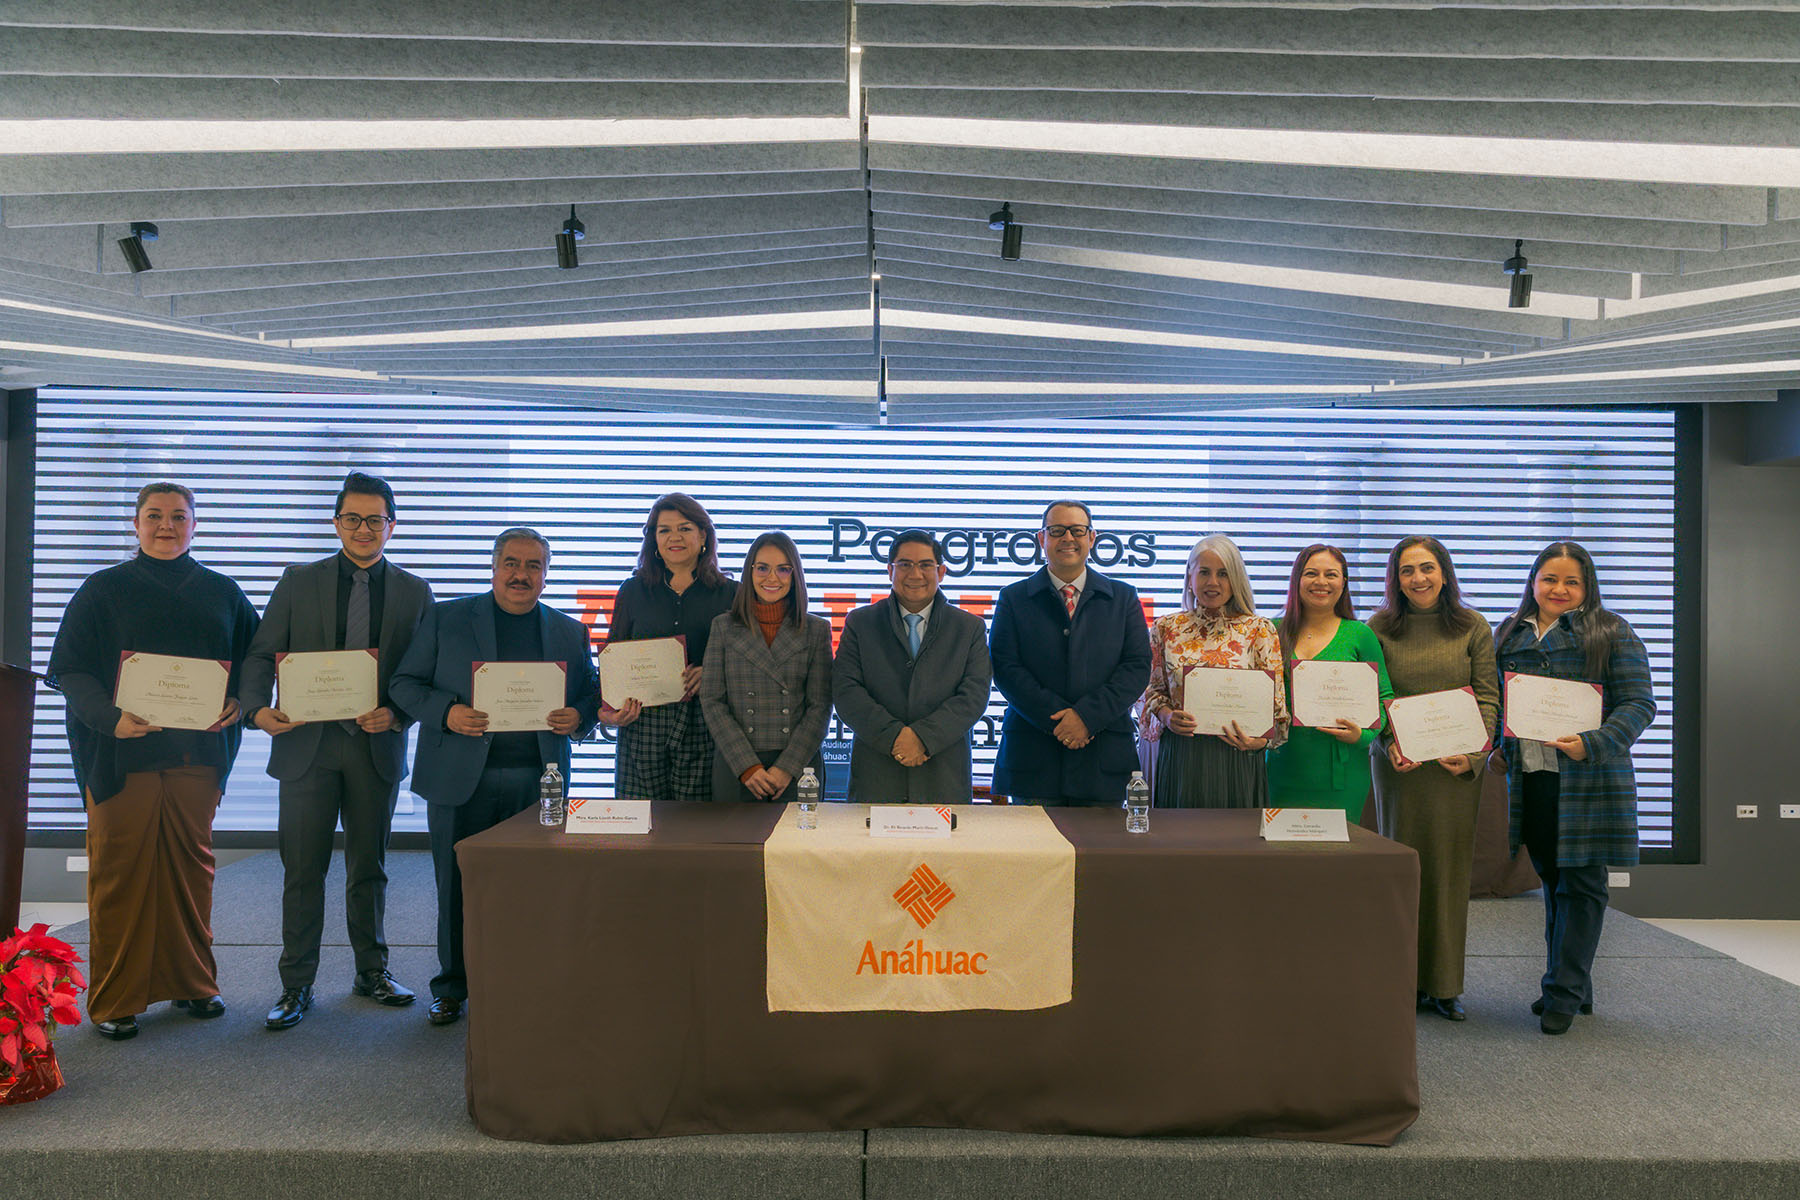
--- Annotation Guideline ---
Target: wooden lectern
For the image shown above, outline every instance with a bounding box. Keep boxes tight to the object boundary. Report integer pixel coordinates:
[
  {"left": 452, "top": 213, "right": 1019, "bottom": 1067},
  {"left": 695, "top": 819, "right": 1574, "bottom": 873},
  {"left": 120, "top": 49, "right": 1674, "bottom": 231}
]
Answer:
[{"left": 0, "top": 663, "right": 36, "bottom": 935}]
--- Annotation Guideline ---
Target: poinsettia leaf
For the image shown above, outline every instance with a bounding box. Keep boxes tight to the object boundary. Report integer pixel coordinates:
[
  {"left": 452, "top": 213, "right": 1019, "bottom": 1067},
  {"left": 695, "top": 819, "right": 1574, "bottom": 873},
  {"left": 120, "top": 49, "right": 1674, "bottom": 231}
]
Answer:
[
  {"left": 20, "top": 1023, "right": 48, "bottom": 1053},
  {"left": 0, "top": 1031, "right": 19, "bottom": 1070}
]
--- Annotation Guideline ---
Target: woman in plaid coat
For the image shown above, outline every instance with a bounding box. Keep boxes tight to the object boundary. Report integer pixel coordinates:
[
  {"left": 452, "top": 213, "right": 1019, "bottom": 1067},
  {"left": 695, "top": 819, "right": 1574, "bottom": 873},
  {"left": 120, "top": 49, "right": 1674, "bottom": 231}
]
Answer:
[{"left": 1495, "top": 541, "right": 1656, "bottom": 1036}]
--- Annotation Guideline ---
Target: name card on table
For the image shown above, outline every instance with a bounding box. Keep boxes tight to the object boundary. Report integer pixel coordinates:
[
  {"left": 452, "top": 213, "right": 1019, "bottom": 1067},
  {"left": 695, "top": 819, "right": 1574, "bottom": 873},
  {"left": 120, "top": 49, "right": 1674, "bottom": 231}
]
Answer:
[
  {"left": 565, "top": 797, "right": 652, "bottom": 835},
  {"left": 1259, "top": 807, "right": 1350, "bottom": 842},
  {"left": 869, "top": 805, "right": 955, "bottom": 839}
]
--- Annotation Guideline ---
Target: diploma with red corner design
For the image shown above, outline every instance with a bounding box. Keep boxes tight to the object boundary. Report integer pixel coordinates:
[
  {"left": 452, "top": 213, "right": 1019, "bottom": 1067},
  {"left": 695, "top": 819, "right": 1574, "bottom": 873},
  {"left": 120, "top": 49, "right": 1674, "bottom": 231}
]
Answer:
[
  {"left": 114, "top": 650, "right": 230, "bottom": 731},
  {"left": 1386, "top": 686, "right": 1491, "bottom": 763},
  {"left": 471, "top": 660, "right": 566, "bottom": 732},
  {"left": 1503, "top": 672, "right": 1603, "bottom": 742},
  {"left": 1180, "top": 666, "right": 1279, "bottom": 740}
]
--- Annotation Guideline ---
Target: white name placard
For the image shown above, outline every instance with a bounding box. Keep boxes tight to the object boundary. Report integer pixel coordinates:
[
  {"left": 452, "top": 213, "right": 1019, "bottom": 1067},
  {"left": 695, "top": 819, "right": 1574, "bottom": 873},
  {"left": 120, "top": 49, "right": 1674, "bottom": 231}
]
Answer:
[
  {"left": 1259, "top": 807, "right": 1351, "bottom": 842},
  {"left": 564, "top": 797, "right": 652, "bottom": 835},
  {"left": 869, "top": 805, "right": 955, "bottom": 839}
]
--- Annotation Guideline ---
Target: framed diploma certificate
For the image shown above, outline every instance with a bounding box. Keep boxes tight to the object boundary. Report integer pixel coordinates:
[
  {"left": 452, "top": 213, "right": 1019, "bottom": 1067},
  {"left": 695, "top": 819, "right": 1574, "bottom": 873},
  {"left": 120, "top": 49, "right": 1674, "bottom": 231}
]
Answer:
[
  {"left": 1290, "top": 659, "right": 1380, "bottom": 730},
  {"left": 1503, "top": 673, "right": 1603, "bottom": 742},
  {"left": 1181, "top": 666, "right": 1279, "bottom": 739},
  {"left": 276, "top": 649, "right": 378, "bottom": 722},
  {"left": 472, "top": 661, "right": 567, "bottom": 732},
  {"left": 114, "top": 651, "right": 229, "bottom": 731},
  {"left": 597, "top": 635, "right": 687, "bottom": 708},
  {"left": 1386, "top": 687, "right": 1491, "bottom": 763}
]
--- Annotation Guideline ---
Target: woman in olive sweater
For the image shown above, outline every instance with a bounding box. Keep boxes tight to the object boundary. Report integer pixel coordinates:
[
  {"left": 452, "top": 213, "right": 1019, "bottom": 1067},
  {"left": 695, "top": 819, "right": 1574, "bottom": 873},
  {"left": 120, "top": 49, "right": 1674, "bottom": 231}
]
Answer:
[{"left": 1368, "top": 535, "right": 1499, "bottom": 1023}]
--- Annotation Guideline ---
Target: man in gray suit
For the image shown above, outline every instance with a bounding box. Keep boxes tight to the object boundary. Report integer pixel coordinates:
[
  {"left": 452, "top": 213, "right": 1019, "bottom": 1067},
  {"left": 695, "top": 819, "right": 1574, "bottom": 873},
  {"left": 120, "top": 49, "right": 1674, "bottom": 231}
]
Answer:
[
  {"left": 242, "top": 473, "right": 433, "bottom": 1030},
  {"left": 832, "top": 530, "right": 992, "bottom": 803}
]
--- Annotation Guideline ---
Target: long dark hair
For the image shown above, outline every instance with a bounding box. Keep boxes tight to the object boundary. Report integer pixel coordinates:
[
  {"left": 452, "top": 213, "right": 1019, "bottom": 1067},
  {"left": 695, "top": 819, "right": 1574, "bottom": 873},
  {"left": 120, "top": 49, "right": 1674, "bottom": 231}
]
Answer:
[
  {"left": 1278, "top": 544, "right": 1354, "bottom": 658},
  {"left": 1494, "top": 541, "right": 1624, "bottom": 680},
  {"left": 1368, "top": 535, "right": 1478, "bottom": 639},
  {"left": 729, "top": 531, "right": 808, "bottom": 630},
  {"left": 635, "top": 493, "right": 728, "bottom": 589}
]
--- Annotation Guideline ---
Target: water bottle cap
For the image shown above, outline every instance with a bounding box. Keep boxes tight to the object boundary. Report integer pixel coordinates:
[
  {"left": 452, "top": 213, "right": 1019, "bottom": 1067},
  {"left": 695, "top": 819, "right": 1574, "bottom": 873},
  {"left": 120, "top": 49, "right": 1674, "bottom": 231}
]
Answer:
[{"left": 1130, "top": 771, "right": 1144, "bottom": 780}]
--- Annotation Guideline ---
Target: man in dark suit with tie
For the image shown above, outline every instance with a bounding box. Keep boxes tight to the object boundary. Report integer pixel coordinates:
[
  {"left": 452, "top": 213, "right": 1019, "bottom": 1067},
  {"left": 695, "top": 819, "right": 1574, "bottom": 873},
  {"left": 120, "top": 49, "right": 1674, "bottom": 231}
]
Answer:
[
  {"left": 242, "top": 473, "right": 433, "bottom": 1030},
  {"left": 390, "top": 527, "right": 600, "bottom": 1025},
  {"left": 990, "top": 500, "right": 1151, "bottom": 806},
  {"left": 833, "top": 530, "right": 992, "bottom": 803}
]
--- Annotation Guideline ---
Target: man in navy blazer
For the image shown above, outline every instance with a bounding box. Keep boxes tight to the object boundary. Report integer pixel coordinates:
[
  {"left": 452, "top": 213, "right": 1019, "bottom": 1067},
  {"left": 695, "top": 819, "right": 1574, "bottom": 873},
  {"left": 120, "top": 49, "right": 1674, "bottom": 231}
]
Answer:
[
  {"left": 390, "top": 527, "right": 599, "bottom": 1025},
  {"left": 990, "top": 500, "right": 1151, "bottom": 806},
  {"left": 241, "top": 473, "right": 433, "bottom": 1030}
]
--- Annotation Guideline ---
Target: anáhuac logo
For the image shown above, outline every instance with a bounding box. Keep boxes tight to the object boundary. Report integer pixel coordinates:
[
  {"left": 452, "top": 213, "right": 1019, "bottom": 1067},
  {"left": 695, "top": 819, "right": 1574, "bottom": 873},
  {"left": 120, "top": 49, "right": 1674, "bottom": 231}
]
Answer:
[
  {"left": 893, "top": 863, "right": 954, "bottom": 928},
  {"left": 856, "top": 863, "right": 989, "bottom": 977}
]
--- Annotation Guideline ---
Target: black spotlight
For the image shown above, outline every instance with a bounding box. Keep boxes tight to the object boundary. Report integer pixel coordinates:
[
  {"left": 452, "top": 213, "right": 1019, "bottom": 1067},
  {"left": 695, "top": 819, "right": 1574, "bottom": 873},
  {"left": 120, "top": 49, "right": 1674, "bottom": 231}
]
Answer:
[
  {"left": 989, "top": 202, "right": 1022, "bottom": 261},
  {"left": 555, "top": 206, "right": 585, "bottom": 270},
  {"left": 1503, "top": 239, "right": 1532, "bottom": 308},
  {"left": 117, "top": 221, "right": 158, "bottom": 273}
]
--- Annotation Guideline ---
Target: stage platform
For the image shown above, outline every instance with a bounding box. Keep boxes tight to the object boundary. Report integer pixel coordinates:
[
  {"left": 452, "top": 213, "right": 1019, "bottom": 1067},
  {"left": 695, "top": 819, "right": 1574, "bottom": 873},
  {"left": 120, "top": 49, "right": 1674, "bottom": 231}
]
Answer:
[{"left": 4, "top": 850, "right": 1798, "bottom": 1200}]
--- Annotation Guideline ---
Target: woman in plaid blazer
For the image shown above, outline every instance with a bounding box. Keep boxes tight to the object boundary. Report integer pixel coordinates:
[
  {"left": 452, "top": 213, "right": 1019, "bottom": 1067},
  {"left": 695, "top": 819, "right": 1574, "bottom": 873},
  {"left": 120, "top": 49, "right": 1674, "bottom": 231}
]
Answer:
[
  {"left": 1495, "top": 541, "right": 1657, "bottom": 1036},
  {"left": 699, "top": 531, "right": 833, "bottom": 803}
]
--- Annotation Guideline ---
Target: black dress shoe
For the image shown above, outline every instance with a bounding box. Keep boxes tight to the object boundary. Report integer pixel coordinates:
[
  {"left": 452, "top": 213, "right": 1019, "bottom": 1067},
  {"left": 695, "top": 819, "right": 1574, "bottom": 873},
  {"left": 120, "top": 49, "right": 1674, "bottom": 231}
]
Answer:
[
  {"left": 172, "top": 995, "right": 226, "bottom": 1019},
  {"left": 93, "top": 1015, "right": 139, "bottom": 1041},
  {"left": 427, "top": 997, "right": 463, "bottom": 1026},
  {"left": 1531, "top": 998, "right": 1593, "bottom": 1016},
  {"left": 352, "top": 969, "right": 417, "bottom": 1007},
  {"left": 265, "top": 985, "right": 313, "bottom": 1030},
  {"left": 1429, "top": 995, "right": 1467, "bottom": 1021},
  {"left": 1540, "top": 1009, "right": 1575, "bottom": 1035}
]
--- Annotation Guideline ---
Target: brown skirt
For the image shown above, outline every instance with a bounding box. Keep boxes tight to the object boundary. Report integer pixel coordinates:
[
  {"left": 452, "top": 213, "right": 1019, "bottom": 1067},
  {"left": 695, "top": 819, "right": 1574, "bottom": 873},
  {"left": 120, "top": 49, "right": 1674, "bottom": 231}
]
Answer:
[{"left": 84, "top": 766, "right": 221, "bottom": 1022}]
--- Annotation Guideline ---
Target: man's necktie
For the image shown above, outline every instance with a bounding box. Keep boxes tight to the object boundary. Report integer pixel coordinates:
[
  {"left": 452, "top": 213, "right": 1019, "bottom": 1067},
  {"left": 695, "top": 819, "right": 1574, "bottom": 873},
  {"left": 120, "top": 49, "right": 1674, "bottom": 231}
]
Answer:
[
  {"left": 1061, "top": 584, "right": 1078, "bottom": 617},
  {"left": 904, "top": 611, "right": 923, "bottom": 657},
  {"left": 342, "top": 568, "right": 370, "bottom": 734}
]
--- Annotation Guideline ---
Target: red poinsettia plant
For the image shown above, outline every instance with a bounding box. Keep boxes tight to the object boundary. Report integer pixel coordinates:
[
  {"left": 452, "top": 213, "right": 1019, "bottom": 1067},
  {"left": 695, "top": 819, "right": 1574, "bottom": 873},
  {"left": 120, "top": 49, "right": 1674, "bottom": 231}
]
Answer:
[{"left": 0, "top": 924, "right": 87, "bottom": 1079}]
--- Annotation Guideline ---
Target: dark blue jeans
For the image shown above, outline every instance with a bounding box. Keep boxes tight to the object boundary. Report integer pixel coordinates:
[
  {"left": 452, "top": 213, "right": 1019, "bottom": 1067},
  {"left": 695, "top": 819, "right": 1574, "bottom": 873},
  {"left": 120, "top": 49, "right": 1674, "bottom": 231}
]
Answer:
[{"left": 1521, "top": 770, "right": 1609, "bottom": 1015}]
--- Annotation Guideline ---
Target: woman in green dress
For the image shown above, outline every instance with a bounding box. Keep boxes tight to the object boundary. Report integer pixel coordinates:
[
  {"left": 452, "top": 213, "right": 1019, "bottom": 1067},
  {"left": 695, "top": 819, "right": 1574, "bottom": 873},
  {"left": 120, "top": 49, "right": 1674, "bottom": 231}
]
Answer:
[
  {"left": 1267, "top": 544, "right": 1392, "bottom": 822},
  {"left": 1368, "top": 535, "right": 1499, "bottom": 1023}
]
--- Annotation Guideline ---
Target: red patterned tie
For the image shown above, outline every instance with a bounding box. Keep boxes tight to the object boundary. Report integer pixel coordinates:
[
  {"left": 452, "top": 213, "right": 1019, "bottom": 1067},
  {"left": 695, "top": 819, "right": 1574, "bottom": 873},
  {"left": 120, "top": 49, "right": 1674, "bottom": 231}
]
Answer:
[{"left": 1061, "top": 584, "right": 1077, "bottom": 616}]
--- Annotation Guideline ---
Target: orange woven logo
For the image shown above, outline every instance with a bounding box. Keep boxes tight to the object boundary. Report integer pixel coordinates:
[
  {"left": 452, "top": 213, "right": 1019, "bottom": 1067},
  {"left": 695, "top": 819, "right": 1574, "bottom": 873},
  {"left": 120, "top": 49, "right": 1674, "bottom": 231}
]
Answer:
[{"left": 893, "top": 863, "right": 955, "bottom": 928}]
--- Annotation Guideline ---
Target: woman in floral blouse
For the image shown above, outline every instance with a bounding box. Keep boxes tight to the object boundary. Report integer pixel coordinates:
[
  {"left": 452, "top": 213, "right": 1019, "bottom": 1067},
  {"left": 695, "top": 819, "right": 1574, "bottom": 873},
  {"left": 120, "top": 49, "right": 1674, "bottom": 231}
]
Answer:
[{"left": 1141, "top": 534, "right": 1289, "bottom": 807}]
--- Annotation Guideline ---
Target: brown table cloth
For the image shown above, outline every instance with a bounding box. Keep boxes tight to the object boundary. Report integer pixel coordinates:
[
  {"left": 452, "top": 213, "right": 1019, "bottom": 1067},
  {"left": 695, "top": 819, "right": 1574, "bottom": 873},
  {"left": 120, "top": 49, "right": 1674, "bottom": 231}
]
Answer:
[{"left": 458, "top": 804, "right": 1420, "bottom": 1146}]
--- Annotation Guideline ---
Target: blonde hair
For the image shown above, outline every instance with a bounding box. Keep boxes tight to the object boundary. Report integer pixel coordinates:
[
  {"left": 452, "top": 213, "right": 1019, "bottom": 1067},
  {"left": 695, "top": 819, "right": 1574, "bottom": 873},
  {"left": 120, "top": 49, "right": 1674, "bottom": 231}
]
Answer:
[{"left": 1183, "top": 534, "right": 1256, "bottom": 617}]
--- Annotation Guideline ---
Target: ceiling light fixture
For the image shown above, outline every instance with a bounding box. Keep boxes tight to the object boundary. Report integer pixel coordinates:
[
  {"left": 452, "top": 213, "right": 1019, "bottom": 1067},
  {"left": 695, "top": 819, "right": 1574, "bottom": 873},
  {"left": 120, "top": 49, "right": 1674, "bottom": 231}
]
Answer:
[
  {"left": 1503, "top": 240, "right": 1532, "bottom": 309},
  {"left": 989, "top": 203, "right": 1022, "bottom": 261},
  {"left": 555, "top": 206, "right": 585, "bottom": 270},
  {"left": 117, "top": 222, "right": 158, "bottom": 273}
]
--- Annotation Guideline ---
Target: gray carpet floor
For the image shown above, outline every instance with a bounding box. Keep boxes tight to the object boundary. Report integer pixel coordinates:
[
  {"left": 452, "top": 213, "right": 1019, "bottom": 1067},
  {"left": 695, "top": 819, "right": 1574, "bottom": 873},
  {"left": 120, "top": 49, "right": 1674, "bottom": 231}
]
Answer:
[{"left": 5, "top": 851, "right": 1798, "bottom": 1200}]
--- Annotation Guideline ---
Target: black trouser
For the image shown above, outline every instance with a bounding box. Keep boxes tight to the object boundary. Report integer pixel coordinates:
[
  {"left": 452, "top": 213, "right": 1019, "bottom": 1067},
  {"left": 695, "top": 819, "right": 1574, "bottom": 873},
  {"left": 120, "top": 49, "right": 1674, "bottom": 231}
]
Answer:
[
  {"left": 426, "top": 765, "right": 538, "bottom": 1002},
  {"left": 276, "top": 724, "right": 400, "bottom": 989},
  {"left": 1521, "top": 770, "right": 1609, "bottom": 1015}
]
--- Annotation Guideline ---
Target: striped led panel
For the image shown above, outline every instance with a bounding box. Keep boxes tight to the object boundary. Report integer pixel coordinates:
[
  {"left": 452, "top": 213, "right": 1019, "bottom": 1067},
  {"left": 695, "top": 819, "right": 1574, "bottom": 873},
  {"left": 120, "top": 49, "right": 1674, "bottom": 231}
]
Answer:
[{"left": 29, "top": 390, "right": 1677, "bottom": 846}]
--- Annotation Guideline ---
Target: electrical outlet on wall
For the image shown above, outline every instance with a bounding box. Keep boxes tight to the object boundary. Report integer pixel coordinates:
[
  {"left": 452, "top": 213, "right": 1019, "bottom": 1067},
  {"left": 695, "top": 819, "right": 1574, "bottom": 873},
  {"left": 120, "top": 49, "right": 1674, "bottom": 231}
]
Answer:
[
  {"left": 1780, "top": 804, "right": 1800, "bottom": 820},
  {"left": 1608, "top": 872, "right": 1630, "bottom": 888},
  {"left": 65, "top": 855, "right": 88, "bottom": 872},
  {"left": 1737, "top": 804, "right": 1759, "bottom": 819}
]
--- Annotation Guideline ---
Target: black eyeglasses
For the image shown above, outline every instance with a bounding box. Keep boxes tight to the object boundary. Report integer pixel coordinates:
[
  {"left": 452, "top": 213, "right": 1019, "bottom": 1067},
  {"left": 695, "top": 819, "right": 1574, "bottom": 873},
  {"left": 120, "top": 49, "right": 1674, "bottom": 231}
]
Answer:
[
  {"left": 1043, "top": 524, "right": 1091, "bottom": 539},
  {"left": 335, "top": 514, "right": 393, "bottom": 531}
]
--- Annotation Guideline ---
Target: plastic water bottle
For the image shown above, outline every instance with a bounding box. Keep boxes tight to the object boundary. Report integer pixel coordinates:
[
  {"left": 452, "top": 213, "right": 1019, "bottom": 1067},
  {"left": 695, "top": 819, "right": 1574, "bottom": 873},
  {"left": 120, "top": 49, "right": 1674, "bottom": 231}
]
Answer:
[
  {"left": 1125, "top": 771, "right": 1150, "bottom": 834},
  {"left": 538, "top": 763, "right": 565, "bottom": 827},
  {"left": 796, "top": 767, "right": 821, "bottom": 830}
]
